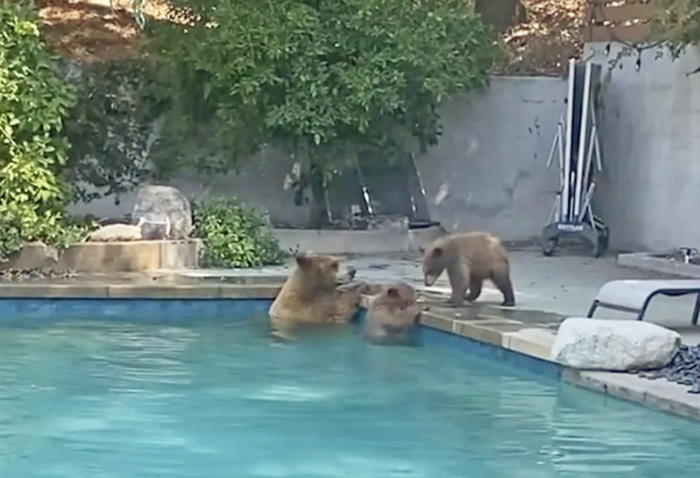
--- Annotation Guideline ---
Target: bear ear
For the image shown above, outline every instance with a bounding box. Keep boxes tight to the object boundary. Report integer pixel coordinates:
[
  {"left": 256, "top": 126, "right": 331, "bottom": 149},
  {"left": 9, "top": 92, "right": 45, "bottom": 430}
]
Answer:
[
  {"left": 386, "top": 287, "right": 399, "bottom": 298},
  {"left": 295, "top": 253, "right": 312, "bottom": 269},
  {"left": 432, "top": 247, "right": 443, "bottom": 258}
]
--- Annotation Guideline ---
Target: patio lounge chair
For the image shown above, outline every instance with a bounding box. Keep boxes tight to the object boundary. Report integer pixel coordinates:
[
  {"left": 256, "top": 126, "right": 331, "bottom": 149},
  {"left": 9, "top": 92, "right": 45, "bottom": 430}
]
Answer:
[{"left": 587, "top": 280, "right": 700, "bottom": 325}]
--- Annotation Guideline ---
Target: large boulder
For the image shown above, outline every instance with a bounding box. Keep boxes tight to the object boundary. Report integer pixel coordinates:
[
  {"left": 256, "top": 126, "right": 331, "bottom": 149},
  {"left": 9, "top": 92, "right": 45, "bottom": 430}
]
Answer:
[
  {"left": 550, "top": 318, "right": 681, "bottom": 372},
  {"left": 131, "top": 185, "right": 192, "bottom": 240}
]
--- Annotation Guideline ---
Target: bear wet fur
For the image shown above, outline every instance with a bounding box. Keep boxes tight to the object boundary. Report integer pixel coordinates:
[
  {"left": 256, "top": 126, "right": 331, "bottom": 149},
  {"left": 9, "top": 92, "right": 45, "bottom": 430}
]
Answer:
[
  {"left": 365, "top": 282, "right": 422, "bottom": 346},
  {"left": 420, "top": 232, "right": 515, "bottom": 308},
  {"left": 268, "top": 253, "right": 365, "bottom": 339}
]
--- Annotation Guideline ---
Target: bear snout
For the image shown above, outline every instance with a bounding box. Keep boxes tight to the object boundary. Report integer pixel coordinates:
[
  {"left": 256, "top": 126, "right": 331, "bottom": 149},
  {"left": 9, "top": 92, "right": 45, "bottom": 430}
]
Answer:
[{"left": 424, "top": 273, "right": 438, "bottom": 287}]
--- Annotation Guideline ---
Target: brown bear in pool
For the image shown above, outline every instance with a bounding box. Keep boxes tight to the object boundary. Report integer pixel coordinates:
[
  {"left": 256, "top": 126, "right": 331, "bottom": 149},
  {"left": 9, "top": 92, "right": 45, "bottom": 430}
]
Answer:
[
  {"left": 420, "top": 232, "right": 515, "bottom": 308},
  {"left": 268, "top": 253, "right": 365, "bottom": 339},
  {"left": 364, "top": 282, "right": 422, "bottom": 346}
]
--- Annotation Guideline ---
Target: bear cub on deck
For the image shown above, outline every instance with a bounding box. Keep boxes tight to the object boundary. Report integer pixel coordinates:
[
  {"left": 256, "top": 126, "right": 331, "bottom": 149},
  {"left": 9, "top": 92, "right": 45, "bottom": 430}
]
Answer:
[{"left": 420, "top": 231, "right": 516, "bottom": 308}]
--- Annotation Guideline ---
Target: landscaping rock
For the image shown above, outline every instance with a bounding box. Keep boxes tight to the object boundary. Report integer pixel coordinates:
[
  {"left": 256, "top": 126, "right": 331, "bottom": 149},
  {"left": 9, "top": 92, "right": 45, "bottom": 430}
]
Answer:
[
  {"left": 135, "top": 215, "right": 171, "bottom": 240},
  {"left": 132, "top": 185, "right": 192, "bottom": 240},
  {"left": 88, "top": 224, "right": 143, "bottom": 242},
  {"left": 550, "top": 318, "right": 681, "bottom": 371},
  {"left": 0, "top": 268, "right": 77, "bottom": 282}
]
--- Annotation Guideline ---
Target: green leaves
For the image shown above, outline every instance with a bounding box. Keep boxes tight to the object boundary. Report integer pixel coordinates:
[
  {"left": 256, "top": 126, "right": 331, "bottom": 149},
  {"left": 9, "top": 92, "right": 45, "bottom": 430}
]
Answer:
[
  {"left": 192, "top": 196, "right": 287, "bottom": 268},
  {"left": 63, "top": 60, "right": 168, "bottom": 204},
  {"left": 147, "top": 0, "right": 497, "bottom": 175},
  {"left": 651, "top": 0, "right": 700, "bottom": 58},
  {"left": 0, "top": 2, "right": 78, "bottom": 259}
]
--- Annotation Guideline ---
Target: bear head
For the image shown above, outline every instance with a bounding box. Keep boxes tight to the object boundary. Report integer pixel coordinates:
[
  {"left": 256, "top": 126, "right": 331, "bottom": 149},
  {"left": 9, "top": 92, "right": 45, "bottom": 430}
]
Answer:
[
  {"left": 367, "top": 282, "right": 421, "bottom": 345},
  {"left": 419, "top": 242, "right": 450, "bottom": 287},
  {"left": 294, "top": 253, "right": 356, "bottom": 289},
  {"left": 373, "top": 282, "right": 418, "bottom": 311}
]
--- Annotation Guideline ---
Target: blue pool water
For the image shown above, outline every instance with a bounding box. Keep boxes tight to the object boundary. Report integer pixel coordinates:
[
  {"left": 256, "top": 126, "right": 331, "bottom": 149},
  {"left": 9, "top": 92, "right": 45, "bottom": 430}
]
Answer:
[{"left": 1, "top": 314, "right": 699, "bottom": 478}]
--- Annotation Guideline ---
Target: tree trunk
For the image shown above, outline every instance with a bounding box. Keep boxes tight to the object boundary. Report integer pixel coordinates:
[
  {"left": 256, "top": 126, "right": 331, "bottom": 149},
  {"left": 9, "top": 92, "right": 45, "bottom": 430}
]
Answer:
[
  {"left": 474, "top": 0, "right": 526, "bottom": 33},
  {"left": 308, "top": 162, "right": 331, "bottom": 229}
]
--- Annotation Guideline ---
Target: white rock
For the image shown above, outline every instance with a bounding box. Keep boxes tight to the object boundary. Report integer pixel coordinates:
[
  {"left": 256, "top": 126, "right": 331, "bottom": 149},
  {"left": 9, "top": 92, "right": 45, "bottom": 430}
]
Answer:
[
  {"left": 88, "top": 224, "right": 143, "bottom": 242},
  {"left": 550, "top": 318, "right": 680, "bottom": 371}
]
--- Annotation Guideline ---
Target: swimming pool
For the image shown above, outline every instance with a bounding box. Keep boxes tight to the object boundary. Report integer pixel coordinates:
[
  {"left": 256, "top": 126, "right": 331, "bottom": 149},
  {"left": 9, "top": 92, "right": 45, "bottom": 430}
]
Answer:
[{"left": 0, "top": 312, "right": 699, "bottom": 478}]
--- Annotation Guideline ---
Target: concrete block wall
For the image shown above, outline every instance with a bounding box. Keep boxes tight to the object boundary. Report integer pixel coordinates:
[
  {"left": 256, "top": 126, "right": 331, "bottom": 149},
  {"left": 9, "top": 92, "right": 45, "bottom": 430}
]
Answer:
[
  {"left": 66, "top": 52, "right": 700, "bottom": 253},
  {"left": 68, "top": 77, "right": 566, "bottom": 245},
  {"left": 413, "top": 77, "right": 564, "bottom": 241},
  {"left": 585, "top": 42, "right": 700, "bottom": 252}
]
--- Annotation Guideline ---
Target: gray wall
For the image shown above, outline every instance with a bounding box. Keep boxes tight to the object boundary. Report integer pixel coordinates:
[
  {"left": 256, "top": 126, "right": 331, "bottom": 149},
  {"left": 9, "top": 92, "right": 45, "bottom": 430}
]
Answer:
[
  {"left": 414, "top": 77, "right": 564, "bottom": 240},
  {"left": 72, "top": 52, "right": 700, "bottom": 253},
  {"left": 68, "top": 146, "right": 312, "bottom": 226},
  {"left": 69, "top": 77, "right": 566, "bottom": 243},
  {"left": 586, "top": 42, "right": 700, "bottom": 252}
]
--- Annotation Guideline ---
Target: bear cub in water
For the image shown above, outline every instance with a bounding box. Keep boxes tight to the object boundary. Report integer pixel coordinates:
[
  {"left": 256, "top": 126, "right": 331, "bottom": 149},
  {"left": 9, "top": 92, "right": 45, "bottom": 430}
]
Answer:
[
  {"left": 365, "top": 282, "right": 422, "bottom": 346},
  {"left": 268, "top": 253, "right": 365, "bottom": 339},
  {"left": 421, "top": 231, "right": 515, "bottom": 308}
]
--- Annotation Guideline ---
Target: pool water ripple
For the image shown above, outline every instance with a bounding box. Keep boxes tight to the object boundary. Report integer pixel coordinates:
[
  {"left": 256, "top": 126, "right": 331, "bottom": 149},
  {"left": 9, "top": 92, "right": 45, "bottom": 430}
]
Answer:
[{"left": 0, "top": 319, "right": 698, "bottom": 478}]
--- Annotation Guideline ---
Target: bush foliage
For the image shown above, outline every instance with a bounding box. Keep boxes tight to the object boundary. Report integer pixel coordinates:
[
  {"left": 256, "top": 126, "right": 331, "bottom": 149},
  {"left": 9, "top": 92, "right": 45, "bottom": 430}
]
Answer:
[
  {"left": 192, "top": 197, "right": 287, "bottom": 268},
  {"left": 0, "top": 2, "right": 86, "bottom": 260},
  {"left": 652, "top": 0, "right": 700, "bottom": 57}
]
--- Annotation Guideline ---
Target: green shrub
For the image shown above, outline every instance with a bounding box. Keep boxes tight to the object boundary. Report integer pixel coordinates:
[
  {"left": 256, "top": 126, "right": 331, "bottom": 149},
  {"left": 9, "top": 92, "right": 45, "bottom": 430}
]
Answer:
[
  {"left": 192, "top": 197, "right": 287, "bottom": 268},
  {"left": 0, "top": 2, "right": 80, "bottom": 260}
]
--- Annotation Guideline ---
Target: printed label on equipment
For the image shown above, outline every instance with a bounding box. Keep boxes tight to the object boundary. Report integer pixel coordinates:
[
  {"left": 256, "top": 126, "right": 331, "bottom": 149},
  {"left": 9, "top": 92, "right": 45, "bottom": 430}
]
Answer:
[{"left": 557, "top": 223, "right": 585, "bottom": 232}]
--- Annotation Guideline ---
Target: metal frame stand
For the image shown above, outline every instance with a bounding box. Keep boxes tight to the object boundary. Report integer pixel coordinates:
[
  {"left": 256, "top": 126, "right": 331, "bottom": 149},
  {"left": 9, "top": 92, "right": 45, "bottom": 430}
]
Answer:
[{"left": 541, "top": 59, "right": 610, "bottom": 258}]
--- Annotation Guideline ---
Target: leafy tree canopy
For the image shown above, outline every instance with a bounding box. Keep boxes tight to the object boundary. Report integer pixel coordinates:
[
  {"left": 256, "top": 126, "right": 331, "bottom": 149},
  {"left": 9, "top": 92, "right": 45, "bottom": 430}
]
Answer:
[
  {"left": 652, "top": 0, "right": 700, "bottom": 57},
  {"left": 146, "top": 0, "right": 497, "bottom": 177},
  {"left": 0, "top": 1, "right": 87, "bottom": 258}
]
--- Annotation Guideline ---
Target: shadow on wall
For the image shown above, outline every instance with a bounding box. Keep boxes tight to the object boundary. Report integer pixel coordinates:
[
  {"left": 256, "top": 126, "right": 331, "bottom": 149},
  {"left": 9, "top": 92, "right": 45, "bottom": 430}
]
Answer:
[
  {"left": 68, "top": 147, "right": 312, "bottom": 226},
  {"left": 414, "top": 77, "right": 564, "bottom": 241}
]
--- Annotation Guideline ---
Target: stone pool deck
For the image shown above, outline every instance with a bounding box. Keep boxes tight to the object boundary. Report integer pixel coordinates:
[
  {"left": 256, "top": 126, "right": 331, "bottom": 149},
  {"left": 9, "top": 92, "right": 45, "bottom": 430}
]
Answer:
[{"left": 2, "top": 248, "right": 700, "bottom": 421}]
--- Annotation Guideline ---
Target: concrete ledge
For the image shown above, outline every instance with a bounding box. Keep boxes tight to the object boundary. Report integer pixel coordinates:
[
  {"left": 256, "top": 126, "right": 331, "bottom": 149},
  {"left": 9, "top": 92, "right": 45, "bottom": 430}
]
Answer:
[
  {"left": 390, "top": 292, "right": 700, "bottom": 422},
  {"left": 563, "top": 369, "right": 700, "bottom": 421},
  {"left": 274, "top": 226, "right": 443, "bottom": 255},
  {"left": 2, "top": 240, "right": 202, "bottom": 273},
  {"left": 418, "top": 310, "right": 557, "bottom": 361},
  {"left": 618, "top": 252, "right": 700, "bottom": 278},
  {"left": 0, "top": 283, "right": 281, "bottom": 299}
]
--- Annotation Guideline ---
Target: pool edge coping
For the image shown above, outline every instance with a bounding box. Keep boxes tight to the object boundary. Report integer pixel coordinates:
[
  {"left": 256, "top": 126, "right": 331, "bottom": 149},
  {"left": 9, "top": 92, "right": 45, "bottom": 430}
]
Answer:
[
  {"left": 0, "top": 283, "right": 280, "bottom": 299},
  {"left": 1, "top": 282, "right": 698, "bottom": 422}
]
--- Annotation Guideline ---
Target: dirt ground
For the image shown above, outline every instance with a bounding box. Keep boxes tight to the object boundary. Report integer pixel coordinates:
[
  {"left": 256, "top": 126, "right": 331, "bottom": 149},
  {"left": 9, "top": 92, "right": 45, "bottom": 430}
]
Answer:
[
  {"left": 496, "top": 0, "right": 587, "bottom": 76},
  {"left": 34, "top": 0, "right": 587, "bottom": 75}
]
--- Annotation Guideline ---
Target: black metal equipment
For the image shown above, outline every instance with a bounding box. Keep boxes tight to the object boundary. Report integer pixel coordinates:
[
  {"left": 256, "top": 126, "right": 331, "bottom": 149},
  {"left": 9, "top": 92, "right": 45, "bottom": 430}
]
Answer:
[{"left": 541, "top": 59, "right": 610, "bottom": 257}]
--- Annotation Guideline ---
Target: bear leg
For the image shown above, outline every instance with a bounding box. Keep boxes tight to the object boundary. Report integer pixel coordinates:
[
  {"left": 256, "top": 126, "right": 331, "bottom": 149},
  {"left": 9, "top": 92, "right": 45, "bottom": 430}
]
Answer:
[
  {"left": 447, "top": 266, "right": 468, "bottom": 307},
  {"left": 465, "top": 273, "right": 484, "bottom": 302},
  {"left": 270, "top": 320, "right": 297, "bottom": 341},
  {"left": 492, "top": 268, "right": 516, "bottom": 307},
  {"left": 333, "top": 283, "right": 363, "bottom": 323}
]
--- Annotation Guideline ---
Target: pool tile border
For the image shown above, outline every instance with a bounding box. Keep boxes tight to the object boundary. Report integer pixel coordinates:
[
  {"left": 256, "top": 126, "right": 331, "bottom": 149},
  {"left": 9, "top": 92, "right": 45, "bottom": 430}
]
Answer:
[
  {"left": 562, "top": 369, "right": 700, "bottom": 421},
  {"left": 360, "top": 295, "right": 700, "bottom": 422},
  {"left": 0, "top": 283, "right": 281, "bottom": 299},
  {"left": 1, "top": 282, "right": 699, "bottom": 421}
]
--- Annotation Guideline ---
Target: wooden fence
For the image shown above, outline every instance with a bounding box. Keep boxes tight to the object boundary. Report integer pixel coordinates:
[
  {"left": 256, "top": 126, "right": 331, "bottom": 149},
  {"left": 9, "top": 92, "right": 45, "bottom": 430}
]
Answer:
[{"left": 585, "top": 0, "right": 656, "bottom": 43}]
